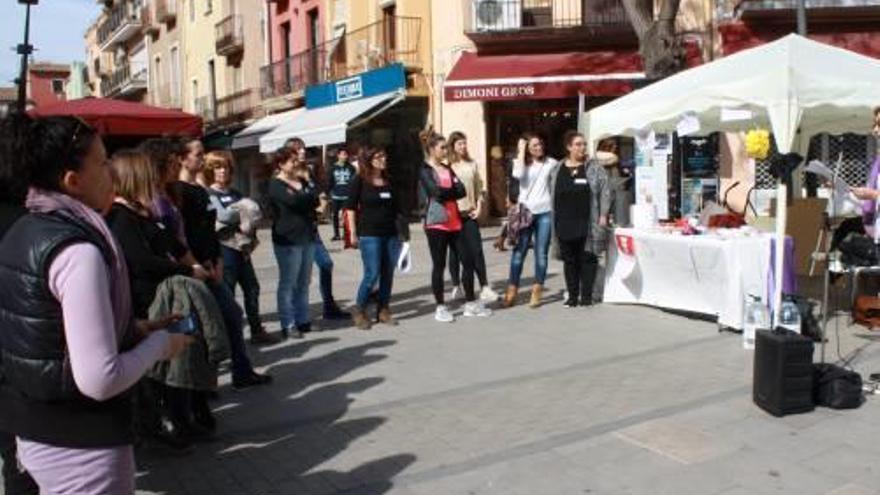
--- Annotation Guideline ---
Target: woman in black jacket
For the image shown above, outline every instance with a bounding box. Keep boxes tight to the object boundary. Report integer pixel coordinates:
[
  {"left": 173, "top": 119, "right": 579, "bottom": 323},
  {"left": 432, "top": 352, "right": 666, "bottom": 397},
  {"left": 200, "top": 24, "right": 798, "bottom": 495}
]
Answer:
[
  {"left": 419, "top": 132, "right": 492, "bottom": 323},
  {"left": 268, "top": 145, "right": 319, "bottom": 339}
]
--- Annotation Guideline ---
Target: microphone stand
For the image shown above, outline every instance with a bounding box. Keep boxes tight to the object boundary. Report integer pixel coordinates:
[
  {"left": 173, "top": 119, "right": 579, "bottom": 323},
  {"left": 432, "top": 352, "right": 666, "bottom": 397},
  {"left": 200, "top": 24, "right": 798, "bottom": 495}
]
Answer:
[{"left": 820, "top": 153, "right": 844, "bottom": 363}]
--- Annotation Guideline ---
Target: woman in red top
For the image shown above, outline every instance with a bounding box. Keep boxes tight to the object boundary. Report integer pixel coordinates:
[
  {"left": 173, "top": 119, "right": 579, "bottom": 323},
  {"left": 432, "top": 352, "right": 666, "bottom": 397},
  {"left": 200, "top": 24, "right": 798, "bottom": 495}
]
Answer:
[{"left": 418, "top": 132, "right": 493, "bottom": 323}]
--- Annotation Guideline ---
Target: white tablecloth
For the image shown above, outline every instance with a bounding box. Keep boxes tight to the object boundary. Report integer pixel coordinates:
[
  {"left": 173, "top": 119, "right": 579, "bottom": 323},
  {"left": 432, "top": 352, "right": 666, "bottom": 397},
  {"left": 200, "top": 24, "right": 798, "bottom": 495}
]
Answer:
[{"left": 603, "top": 228, "right": 774, "bottom": 330}]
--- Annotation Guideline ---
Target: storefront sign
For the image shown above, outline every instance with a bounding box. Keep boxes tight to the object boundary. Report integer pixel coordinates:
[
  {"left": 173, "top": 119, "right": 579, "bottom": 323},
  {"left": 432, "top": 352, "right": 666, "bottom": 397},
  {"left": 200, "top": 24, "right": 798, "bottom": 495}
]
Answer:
[
  {"left": 306, "top": 63, "right": 406, "bottom": 109},
  {"left": 444, "top": 79, "right": 634, "bottom": 102}
]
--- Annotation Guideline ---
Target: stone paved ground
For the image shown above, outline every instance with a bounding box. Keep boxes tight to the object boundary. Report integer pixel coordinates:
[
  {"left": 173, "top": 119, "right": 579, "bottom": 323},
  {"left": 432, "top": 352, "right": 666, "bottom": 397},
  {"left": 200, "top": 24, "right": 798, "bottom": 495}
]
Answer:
[{"left": 5, "top": 225, "right": 880, "bottom": 495}]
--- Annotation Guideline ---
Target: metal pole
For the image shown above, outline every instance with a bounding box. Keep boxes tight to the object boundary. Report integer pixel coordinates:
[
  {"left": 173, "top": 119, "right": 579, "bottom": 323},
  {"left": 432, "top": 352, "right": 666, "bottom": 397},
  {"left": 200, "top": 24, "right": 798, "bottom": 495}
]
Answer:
[
  {"left": 17, "top": 2, "right": 35, "bottom": 112},
  {"left": 796, "top": 0, "right": 807, "bottom": 36}
]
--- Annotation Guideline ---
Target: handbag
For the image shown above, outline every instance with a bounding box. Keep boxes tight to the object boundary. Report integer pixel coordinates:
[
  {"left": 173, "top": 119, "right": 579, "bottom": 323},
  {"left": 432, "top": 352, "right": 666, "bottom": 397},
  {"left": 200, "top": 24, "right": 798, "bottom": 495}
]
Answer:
[
  {"left": 506, "top": 203, "right": 533, "bottom": 246},
  {"left": 425, "top": 199, "right": 449, "bottom": 226},
  {"left": 838, "top": 233, "right": 878, "bottom": 267},
  {"left": 506, "top": 162, "right": 543, "bottom": 245},
  {"left": 813, "top": 363, "right": 863, "bottom": 409}
]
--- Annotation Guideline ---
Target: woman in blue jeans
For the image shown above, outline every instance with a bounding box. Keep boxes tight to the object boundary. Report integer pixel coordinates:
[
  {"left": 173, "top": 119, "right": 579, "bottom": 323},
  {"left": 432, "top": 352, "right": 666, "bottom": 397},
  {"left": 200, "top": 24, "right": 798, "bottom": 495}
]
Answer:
[
  {"left": 345, "top": 147, "right": 406, "bottom": 330},
  {"left": 268, "top": 144, "right": 318, "bottom": 339},
  {"left": 504, "top": 133, "right": 559, "bottom": 308}
]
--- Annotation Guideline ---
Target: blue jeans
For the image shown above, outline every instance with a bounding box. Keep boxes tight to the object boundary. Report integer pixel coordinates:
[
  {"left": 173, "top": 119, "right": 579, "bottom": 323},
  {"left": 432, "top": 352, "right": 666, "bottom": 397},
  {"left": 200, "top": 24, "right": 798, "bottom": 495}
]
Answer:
[
  {"left": 206, "top": 280, "right": 254, "bottom": 380},
  {"left": 313, "top": 238, "right": 334, "bottom": 306},
  {"left": 357, "top": 236, "right": 401, "bottom": 308},
  {"left": 273, "top": 242, "right": 314, "bottom": 330},
  {"left": 221, "top": 247, "right": 262, "bottom": 331},
  {"left": 508, "top": 211, "right": 552, "bottom": 287}
]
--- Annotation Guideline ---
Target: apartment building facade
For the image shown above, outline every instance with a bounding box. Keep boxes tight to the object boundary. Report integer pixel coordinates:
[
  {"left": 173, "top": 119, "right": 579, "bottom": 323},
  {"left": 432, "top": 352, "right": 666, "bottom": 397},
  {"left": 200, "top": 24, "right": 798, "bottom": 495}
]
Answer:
[
  {"left": 88, "top": 0, "right": 150, "bottom": 102},
  {"left": 143, "top": 0, "right": 184, "bottom": 109}
]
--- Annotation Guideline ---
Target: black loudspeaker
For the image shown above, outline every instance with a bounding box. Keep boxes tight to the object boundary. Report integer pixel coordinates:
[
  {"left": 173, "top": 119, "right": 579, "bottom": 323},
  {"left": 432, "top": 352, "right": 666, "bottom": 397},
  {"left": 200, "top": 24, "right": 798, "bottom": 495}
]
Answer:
[{"left": 753, "top": 329, "right": 815, "bottom": 416}]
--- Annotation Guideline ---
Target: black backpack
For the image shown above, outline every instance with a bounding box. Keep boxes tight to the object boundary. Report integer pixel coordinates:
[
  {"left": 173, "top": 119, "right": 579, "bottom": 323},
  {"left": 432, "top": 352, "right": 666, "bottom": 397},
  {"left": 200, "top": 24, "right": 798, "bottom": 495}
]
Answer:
[{"left": 813, "top": 363, "right": 864, "bottom": 409}]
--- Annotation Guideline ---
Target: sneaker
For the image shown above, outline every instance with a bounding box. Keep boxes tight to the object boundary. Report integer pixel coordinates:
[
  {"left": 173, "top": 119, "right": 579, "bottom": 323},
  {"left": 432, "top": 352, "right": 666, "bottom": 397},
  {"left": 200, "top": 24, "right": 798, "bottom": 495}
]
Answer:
[
  {"left": 331, "top": 235, "right": 342, "bottom": 241},
  {"left": 434, "top": 304, "right": 454, "bottom": 323},
  {"left": 232, "top": 372, "right": 273, "bottom": 390},
  {"left": 464, "top": 301, "right": 493, "bottom": 317},
  {"left": 563, "top": 299, "right": 578, "bottom": 308},
  {"left": 296, "top": 323, "right": 314, "bottom": 334},
  {"left": 480, "top": 286, "right": 500, "bottom": 303},
  {"left": 451, "top": 285, "right": 464, "bottom": 301}
]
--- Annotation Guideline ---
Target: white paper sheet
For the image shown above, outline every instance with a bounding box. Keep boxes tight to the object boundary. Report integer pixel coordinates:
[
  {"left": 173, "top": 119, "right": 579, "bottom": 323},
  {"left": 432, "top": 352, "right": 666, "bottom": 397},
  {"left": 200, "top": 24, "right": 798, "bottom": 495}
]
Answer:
[{"left": 804, "top": 159, "right": 862, "bottom": 216}]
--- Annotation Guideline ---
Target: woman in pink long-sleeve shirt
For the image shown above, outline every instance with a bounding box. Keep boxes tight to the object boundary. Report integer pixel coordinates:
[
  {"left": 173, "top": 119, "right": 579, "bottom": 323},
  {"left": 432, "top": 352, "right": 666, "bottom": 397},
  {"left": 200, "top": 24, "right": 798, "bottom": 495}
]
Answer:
[{"left": 0, "top": 116, "right": 190, "bottom": 494}]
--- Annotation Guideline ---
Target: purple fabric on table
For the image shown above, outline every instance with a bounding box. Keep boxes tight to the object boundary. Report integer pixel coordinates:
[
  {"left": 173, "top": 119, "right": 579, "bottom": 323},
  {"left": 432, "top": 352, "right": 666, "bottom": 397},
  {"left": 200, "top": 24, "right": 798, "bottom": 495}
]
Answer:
[
  {"left": 862, "top": 155, "right": 880, "bottom": 228},
  {"left": 767, "top": 236, "right": 797, "bottom": 313}
]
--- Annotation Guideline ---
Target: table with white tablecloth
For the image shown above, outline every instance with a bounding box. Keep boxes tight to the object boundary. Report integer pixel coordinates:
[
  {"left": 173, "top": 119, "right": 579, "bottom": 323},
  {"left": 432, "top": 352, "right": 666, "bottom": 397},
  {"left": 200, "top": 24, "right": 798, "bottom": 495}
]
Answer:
[{"left": 603, "top": 228, "right": 796, "bottom": 330}]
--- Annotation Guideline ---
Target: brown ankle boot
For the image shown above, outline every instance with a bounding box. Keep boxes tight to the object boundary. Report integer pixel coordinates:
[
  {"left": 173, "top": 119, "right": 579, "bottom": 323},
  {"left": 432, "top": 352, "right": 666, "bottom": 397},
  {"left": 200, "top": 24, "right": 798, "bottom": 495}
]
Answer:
[
  {"left": 352, "top": 308, "right": 372, "bottom": 330},
  {"left": 377, "top": 306, "right": 398, "bottom": 326},
  {"left": 503, "top": 285, "right": 518, "bottom": 308},
  {"left": 529, "top": 284, "right": 543, "bottom": 308}
]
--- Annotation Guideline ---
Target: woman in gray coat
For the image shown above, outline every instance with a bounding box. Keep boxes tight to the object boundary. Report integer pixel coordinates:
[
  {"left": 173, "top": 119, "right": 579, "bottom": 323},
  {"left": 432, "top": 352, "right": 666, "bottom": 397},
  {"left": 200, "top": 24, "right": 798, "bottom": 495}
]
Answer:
[{"left": 550, "top": 131, "right": 614, "bottom": 306}]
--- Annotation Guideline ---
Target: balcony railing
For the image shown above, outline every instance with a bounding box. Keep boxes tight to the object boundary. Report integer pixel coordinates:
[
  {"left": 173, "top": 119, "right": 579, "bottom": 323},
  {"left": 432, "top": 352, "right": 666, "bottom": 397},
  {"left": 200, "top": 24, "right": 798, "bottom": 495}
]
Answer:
[
  {"left": 98, "top": 2, "right": 143, "bottom": 51},
  {"left": 156, "top": 0, "right": 178, "bottom": 24},
  {"left": 141, "top": 6, "right": 159, "bottom": 37},
  {"left": 739, "top": 0, "right": 880, "bottom": 10},
  {"left": 101, "top": 63, "right": 148, "bottom": 97},
  {"left": 465, "top": 0, "right": 631, "bottom": 32},
  {"left": 260, "top": 15, "right": 422, "bottom": 100},
  {"left": 216, "top": 89, "right": 262, "bottom": 124},
  {"left": 215, "top": 15, "right": 244, "bottom": 56},
  {"left": 195, "top": 95, "right": 217, "bottom": 123}
]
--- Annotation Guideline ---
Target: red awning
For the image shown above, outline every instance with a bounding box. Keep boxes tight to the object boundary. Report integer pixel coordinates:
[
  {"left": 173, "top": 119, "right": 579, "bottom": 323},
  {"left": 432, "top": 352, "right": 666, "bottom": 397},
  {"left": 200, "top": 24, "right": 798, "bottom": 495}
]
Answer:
[
  {"left": 444, "top": 50, "right": 644, "bottom": 102},
  {"left": 29, "top": 97, "right": 203, "bottom": 137}
]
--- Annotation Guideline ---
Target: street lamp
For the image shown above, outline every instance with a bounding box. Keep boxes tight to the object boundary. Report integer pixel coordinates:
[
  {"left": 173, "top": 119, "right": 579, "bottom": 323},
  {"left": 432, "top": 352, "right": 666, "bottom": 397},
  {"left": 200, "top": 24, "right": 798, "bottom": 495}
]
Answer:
[{"left": 16, "top": 0, "right": 39, "bottom": 113}]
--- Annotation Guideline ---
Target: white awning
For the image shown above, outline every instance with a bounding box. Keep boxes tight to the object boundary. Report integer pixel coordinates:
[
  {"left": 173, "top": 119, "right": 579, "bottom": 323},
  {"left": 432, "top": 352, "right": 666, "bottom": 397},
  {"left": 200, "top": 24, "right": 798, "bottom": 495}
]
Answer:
[
  {"left": 259, "top": 90, "right": 405, "bottom": 152},
  {"left": 231, "top": 107, "right": 306, "bottom": 150}
]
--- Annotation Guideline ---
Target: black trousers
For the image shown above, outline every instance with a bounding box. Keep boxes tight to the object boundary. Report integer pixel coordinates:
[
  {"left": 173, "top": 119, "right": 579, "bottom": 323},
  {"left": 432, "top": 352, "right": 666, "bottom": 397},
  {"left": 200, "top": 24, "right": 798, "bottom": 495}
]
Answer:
[
  {"left": 1, "top": 429, "right": 38, "bottom": 495},
  {"left": 331, "top": 199, "right": 346, "bottom": 239},
  {"left": 448, "top": 217, "right": 489, "bottom": 288},
  {"left": 558, "top": 237, "right": 599, "bottom": 304},
  {"left": 426, "top": 229, "right": 475, "bottom": 304}
]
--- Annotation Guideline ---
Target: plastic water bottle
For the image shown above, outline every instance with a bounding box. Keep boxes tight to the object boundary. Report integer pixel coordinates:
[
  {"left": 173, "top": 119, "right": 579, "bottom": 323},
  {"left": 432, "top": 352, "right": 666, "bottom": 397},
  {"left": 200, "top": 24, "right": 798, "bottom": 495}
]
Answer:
[
  {"left": 779, "top": 296, "right": 802, "bottom": 334},
  {"left": 743, "top": 295, "right": 769, "bottom": 350}
]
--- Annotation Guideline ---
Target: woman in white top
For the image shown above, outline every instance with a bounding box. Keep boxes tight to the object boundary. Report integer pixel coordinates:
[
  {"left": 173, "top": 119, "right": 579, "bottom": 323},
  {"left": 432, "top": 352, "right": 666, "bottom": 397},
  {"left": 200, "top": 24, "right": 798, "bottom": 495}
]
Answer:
[
  {"left": 447, "top": 131, "right": 500, "bottom": 303},
  {"left": 504, "top": 133, "right": 559, "bottom": 308}
]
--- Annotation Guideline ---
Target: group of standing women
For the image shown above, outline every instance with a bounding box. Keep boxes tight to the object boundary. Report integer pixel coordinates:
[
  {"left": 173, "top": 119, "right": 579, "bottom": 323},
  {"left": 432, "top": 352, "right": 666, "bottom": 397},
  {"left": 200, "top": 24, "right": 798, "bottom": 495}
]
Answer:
[{"left": 414, "top": 129, "right": 613, "bottom": 323}]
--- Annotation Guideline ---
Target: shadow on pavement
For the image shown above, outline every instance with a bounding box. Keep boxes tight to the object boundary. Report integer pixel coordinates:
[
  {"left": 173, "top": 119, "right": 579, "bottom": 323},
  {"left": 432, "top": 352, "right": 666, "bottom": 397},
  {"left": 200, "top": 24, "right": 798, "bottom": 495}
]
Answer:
[{"left": 136, "top": 338, "right": 415, "bottom": 494}]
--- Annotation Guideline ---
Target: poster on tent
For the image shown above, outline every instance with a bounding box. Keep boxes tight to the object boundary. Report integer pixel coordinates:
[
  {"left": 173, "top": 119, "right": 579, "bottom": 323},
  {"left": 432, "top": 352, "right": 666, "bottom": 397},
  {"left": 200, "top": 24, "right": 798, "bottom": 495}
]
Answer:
[
  {"left": 681, "top": 178, "right": 719, "bottom": 217},
  {"left": 651, "top": 134, "right": 672, "bottom": 220}
]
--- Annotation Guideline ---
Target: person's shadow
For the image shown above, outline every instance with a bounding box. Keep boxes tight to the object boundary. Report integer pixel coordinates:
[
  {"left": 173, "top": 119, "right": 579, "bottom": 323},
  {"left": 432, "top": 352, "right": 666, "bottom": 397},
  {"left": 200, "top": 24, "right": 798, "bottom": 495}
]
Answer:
[{"left": 137, "top": 339, "right": 416, "bottom": 494}]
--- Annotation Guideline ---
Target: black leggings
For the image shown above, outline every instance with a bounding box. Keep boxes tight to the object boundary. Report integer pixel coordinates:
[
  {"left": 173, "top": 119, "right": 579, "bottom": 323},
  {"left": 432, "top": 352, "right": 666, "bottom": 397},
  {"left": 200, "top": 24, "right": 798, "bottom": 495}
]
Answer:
[
  {"left": 558, "top": 237, "right": 599, "bottom": 304},
  {"left": 449, "top": 217, "right": 488, "bottom": 287},
  {"left": 426, "top": 229, "right": 476, "bottom": 304}
]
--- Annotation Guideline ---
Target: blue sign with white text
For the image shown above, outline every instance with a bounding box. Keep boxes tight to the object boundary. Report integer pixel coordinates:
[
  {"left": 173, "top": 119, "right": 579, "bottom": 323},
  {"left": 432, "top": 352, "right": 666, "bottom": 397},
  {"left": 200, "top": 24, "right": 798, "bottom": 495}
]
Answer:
[{"left": 306, "top": 64, "right": 406, "bottom": 109}]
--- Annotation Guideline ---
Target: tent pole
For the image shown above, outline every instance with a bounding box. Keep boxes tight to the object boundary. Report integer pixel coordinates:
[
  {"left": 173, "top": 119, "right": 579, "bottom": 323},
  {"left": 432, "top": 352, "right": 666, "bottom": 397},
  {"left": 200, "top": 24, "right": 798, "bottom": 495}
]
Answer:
[
  {"left": 796, "top": 0, "right": 808, "bottom": 36},
  {"left": 773, "top": 180, "right": 787, "bottom": 329}
]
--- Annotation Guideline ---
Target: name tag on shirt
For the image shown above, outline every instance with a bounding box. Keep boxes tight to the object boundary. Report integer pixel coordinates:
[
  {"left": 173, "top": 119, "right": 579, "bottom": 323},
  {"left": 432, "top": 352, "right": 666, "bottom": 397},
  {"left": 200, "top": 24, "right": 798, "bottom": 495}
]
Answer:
[
  {"left": 221, "top": 196, "right": 233, "bottom": 202},
  {"left": 574, "top": 178, "right": 588, "bottom": 185},
  {"left": 379, "top": 192, "right": 392, "bottom": 200}
]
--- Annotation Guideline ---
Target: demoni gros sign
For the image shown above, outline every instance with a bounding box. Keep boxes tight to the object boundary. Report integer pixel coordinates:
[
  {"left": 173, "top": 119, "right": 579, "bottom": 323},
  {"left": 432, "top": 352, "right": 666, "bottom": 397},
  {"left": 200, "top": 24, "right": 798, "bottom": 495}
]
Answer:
[{"left": 445, "top": 84, "right": 537, "bottom": 101}]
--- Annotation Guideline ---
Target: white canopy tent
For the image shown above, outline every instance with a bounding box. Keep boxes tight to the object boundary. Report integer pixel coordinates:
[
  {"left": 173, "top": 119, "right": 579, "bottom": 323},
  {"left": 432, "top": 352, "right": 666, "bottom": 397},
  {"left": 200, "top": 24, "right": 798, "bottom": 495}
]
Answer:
[
  {"left": 581, "top": 33, "right": 880, "bottom": 328},
  {"left": 583, "top": 33, "right": 880, "bottom": 156}
]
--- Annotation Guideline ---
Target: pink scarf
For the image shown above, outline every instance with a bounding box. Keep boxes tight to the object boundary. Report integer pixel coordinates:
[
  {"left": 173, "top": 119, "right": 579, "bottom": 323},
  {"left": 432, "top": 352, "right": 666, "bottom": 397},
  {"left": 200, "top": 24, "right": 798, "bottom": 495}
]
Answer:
[{"left": 26, "top": 188, "right": 132, "bottom": 337}]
